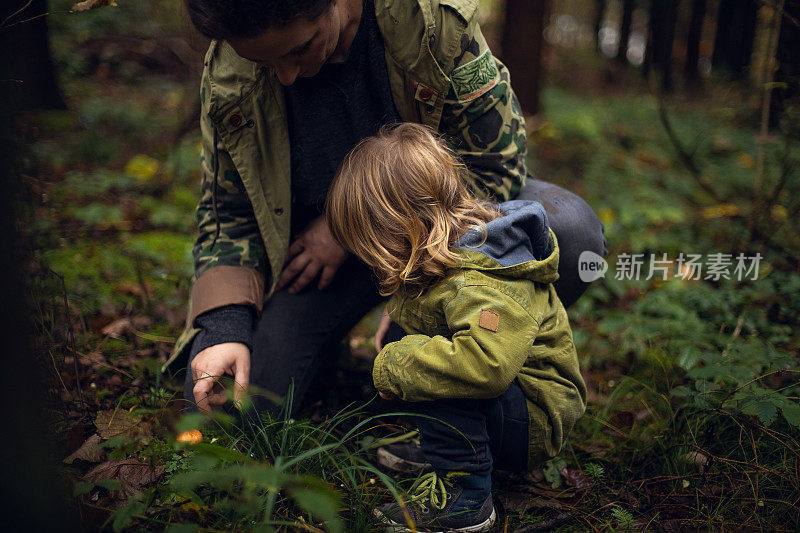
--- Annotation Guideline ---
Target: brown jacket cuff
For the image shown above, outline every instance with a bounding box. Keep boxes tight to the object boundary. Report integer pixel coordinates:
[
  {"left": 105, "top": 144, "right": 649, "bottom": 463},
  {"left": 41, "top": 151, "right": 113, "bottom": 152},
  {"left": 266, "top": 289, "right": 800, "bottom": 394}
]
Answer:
[{"left": 189, "top": 266, "right": 265, "bottom": 325}]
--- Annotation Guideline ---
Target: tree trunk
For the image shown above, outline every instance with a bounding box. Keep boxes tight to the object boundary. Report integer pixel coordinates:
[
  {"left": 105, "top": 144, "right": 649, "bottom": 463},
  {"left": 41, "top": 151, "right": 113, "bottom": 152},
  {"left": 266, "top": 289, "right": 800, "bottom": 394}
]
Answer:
[
  {"left": 616, "top": 0, "right": 635, "bottom": 64},
  {"left": 500, "top": 0, "right": 548, "bottom": 115},
  {"left": 771, "top": 0, "right": 800, "bottom": 130},
  {"left": 713, "top": 0, "right": 757, "bottom": 79},
  {"left": 645, "top": 0, "right": 678, "bottom": 92},
  {"left": 728, "top": 0, "right": 758, "bottom": 79},
  {"left": 685, "top": 0, "right": 708, "bottom": 86},
  {"left": 712, "top": 0, "right": 733, "bottom": 70},
  {"left": 594, "top": 0, "right": 608, "bottom": 53},
  {"left": 0, "top": 0, "right": 65, "bottom": 110},
  {"left": 0, "top": 57, "right": 77, "bottom": 533}
]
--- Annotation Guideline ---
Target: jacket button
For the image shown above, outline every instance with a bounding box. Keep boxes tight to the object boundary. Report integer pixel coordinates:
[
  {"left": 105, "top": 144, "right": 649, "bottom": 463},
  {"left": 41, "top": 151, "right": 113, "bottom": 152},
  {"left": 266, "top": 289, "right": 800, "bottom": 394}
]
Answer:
[
  {"left": 419, "top": 87, "right": 434, "bottom": 101},
  {"left": 274, "top": 207, "right": 284, "bottom": 215},
  {"left": 229, "top": 113, "right": 243, "bottom": 128}
]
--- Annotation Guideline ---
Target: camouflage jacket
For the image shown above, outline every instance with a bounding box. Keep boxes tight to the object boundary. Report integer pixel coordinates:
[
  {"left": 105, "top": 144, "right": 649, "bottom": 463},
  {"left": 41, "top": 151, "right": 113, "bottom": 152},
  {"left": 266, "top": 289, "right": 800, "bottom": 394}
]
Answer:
[{"left": 169, "top": 0, "right": 528, "bottom": 365}]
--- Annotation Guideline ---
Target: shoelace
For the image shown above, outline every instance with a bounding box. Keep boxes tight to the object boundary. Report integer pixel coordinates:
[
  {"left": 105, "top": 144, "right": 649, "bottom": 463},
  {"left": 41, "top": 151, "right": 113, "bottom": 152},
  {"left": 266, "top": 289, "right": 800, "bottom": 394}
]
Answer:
[{"left": 408, "top": 472, "right": 448, "bottom": 512}]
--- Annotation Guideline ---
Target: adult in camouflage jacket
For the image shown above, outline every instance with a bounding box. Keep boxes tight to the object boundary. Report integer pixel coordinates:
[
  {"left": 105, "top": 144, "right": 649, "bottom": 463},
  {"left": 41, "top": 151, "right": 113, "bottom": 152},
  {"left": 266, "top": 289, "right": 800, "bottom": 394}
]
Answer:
[{"left": 176, "top": 0, "right": 606, "bottom": 413}]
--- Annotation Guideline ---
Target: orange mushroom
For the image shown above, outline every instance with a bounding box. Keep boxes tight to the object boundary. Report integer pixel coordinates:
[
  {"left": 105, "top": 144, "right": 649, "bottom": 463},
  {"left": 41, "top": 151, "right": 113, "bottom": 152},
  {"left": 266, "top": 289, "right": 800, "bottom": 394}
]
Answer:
[{"left": 176, "top": 429, "right": 203, "bottom": 444}]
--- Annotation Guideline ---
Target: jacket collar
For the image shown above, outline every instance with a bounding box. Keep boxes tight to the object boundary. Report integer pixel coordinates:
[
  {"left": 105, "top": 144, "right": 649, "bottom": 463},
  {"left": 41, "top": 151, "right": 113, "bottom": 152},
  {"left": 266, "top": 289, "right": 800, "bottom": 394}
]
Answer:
[{"left": 203, "top": 0, "right": 479, "bottom": 122}]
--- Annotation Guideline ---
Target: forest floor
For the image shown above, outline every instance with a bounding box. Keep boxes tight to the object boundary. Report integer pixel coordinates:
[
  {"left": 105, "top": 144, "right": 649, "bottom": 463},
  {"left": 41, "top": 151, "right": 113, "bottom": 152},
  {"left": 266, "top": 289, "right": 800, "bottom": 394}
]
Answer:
[{"left": 24, "top": 2, "right": 800, "bottom": 531}]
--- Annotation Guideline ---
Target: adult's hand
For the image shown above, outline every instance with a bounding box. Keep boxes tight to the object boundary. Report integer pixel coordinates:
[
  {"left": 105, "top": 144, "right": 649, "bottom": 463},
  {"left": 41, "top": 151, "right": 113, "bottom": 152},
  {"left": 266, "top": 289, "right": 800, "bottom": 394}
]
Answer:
[
  {"left": 278, "top": 215, "right": 347, "bottom": 293},
  {"left": 191, "top": 342, "right": 250, "bottom": 413},
  {"left": 374, "top": 307, "right": 392, "bottom": 353}
]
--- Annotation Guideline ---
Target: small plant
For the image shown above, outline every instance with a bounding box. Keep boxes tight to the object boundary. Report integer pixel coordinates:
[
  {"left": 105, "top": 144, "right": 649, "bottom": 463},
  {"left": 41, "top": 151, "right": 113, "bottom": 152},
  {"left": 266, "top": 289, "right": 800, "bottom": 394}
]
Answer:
[
  {"left": 610, "top": 506, "right": 635, "bottom": 530},
  {"left": 584, "top": 462, "right": 605, "bottom": 483}
]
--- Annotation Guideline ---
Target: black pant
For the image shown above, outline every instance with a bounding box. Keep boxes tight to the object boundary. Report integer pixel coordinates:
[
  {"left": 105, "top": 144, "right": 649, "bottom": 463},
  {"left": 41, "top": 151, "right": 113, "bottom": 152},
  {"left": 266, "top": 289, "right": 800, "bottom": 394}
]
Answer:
[
  {"left": 184, "top": 179, "right": 606, "bottom": 414},
  {"left": 407, "top": 380, "right": 530, "bottom": 486}
]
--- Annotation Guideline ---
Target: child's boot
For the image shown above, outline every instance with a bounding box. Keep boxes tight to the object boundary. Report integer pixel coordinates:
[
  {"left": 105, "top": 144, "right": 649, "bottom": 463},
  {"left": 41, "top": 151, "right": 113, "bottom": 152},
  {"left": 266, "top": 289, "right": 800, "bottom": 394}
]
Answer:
[{"left": 373, "top": 471, "right": 495, "bottom": 532}]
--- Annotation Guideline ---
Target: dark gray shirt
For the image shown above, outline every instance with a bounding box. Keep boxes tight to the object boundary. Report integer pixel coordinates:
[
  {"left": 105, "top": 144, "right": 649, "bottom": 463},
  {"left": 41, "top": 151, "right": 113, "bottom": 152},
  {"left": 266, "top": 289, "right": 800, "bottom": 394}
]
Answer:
[
  {"left": 193, "top": 0, "right": 400, "bottom": 354},
  {"left": 286, "top": 0, "right": 400, "bottom": 224}
]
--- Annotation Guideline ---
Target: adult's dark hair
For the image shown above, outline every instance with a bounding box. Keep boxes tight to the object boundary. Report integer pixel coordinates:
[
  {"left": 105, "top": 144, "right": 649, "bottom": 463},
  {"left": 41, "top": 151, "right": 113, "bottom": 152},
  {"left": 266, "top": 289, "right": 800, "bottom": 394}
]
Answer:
[{"left": 184, "top": 0, "right": 334, "bottom": 40}]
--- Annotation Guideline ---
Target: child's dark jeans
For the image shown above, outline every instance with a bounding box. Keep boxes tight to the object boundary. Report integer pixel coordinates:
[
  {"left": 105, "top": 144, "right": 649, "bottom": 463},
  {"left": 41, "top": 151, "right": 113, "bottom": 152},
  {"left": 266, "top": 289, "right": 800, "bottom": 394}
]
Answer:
[
  {"left": 384, "top": 320, "right": 530, "bottom": 491},
  {"left": 403, "top": 379, "right": 530, "bottom": 497}
]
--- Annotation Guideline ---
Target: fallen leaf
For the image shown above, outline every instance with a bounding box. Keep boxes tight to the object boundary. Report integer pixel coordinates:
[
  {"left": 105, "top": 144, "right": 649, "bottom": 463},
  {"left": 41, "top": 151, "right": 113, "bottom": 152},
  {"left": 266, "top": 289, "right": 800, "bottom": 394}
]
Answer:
[
  {"left": 737, "top": 152, "right": 755, "bottom": 169},
  {"left": 71, "top": 0, "right": 117, "bottom": 12},
  {"left": 574, "top": 441, "right": 612, "bottom": 457},
  {"left": 498, "top": 491, "right": 562, "bottom": 516},
  {"left": 525, "top": 469, "right": 545, "bottom": 483},
  {"left": 101, "top": 318, "right": 133, "bottom": 339},
  {"left": 83, "top": 457, "right": 165, "bottom": 499},
  {"left": 560, "top": 467, "right": 592, "bottom": 490},
  {"left": 683, "top": 450, "right": 710, "bottom": 472},
  {"left": 124, "top": 154, "right": 160, "bottom": 182},
  {"left": 115, "top": 283, "right": 147, "bottom": 297},
  {"left": 80, "top": 349, "right": 107, "bottom": 369},
  {"left": 100, "top": 316, "right": 153, "bottom": 339},
  {"left": 95, "top": 409, "right": 152, "bottom": 439},
  {"left": 702, "top": 203, "right": 740, "bottom": 219},
  {"left": 64, "top": 434, "right": 107, "bottom": 464}
]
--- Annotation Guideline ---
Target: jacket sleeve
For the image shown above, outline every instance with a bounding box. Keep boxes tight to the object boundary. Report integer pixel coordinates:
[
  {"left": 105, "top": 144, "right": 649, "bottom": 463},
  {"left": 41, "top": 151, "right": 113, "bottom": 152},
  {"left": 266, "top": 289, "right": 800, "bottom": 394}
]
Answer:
[
  {"left": 189, "top": 71, "right": 268, "bottom": 324},
  {"left": 439, "top": 24, "right": 528, "bottom": 202},
  {"left": 373, "top": 284, "right": 537, "bottom": 402}
]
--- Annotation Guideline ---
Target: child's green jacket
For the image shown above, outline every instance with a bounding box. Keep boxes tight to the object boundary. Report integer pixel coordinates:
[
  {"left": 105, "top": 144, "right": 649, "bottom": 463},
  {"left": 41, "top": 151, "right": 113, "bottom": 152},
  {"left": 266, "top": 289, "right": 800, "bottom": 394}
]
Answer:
[{"left": 373, "top": 200, "right": 587, "bottom": 467}]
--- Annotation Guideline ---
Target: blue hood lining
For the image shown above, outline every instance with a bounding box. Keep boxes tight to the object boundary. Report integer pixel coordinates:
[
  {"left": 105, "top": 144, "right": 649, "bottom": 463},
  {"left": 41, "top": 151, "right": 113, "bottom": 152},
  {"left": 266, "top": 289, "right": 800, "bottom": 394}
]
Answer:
[{"left": 453, "top": 200, "right": 551, "bottom": 267}]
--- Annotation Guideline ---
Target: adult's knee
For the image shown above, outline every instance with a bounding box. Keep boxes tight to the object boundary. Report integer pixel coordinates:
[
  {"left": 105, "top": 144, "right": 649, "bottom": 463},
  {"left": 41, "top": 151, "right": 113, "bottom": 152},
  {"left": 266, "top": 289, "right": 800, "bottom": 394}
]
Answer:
[{"left": 517, "top": 179, "right": 607, "bottom": 307}]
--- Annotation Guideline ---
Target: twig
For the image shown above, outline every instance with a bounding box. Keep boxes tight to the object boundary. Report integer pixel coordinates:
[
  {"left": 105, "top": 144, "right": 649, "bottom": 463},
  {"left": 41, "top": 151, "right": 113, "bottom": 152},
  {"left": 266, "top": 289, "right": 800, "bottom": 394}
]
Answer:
[
  {"left": 48, "top": 349, "right": 70, "bottom": 397},
  {"left": 720, "top": 315, "right": 744, "bottom": 358},
  {"left": 655, "top": 97, "right": 722, "bottom": 202},
  {"left": 50, "top": 268, "right": 88, "bottom": 414},
  {"left": 0, "top": 0, "right": 33, "bottom": 28},
  {"left": 0, "top": 11, "right": 69, "bottom": 31},
  {"left": 512, "top": 512, "right": 573, "bottom": 532},
  {"left": 69, "top": 347, "right": 136, "bottom": 380},
  {"left": 721, "top": 369, "right": 800, "bottom": 403},
  {"left": 751, "top": 0, "right": 786, "bottom": 236},
  {"left": 132, "top": 254, "right": 152, "bottom": 313}
]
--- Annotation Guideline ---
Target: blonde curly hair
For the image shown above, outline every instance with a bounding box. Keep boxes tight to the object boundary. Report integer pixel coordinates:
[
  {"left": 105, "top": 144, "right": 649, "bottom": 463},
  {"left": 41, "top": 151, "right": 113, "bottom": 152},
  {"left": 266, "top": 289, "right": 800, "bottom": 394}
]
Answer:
[{"left": 325, "top": 123, "right": 501, "bottom": 296}]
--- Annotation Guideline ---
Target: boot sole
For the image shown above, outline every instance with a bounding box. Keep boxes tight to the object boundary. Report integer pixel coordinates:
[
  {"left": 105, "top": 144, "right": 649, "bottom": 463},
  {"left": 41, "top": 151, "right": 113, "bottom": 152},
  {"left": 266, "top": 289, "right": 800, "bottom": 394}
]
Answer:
[
  {"left": 376, "top": 447, "right": 431, "bottom": 473},
  {"left": 373, "top": 506, "right": 497, "bottom": 533}
]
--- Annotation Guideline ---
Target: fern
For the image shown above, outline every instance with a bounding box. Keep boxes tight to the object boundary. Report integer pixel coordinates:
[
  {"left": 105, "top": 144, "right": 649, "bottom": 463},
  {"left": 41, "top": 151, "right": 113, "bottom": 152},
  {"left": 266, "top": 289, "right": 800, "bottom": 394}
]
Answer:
[
  {"left": 611, "top": 507, "right": 634, "bottom": 530},
  {"left": 585, "top": 463, "right": 605, "bottom": 482}
]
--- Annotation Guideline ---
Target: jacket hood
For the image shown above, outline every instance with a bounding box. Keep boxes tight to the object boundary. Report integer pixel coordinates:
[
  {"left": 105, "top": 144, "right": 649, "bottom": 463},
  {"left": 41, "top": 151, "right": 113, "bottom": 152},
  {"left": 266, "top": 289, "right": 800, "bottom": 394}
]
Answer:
[{"left": 453, "top": 200, "right": 559, "bottom": 283}]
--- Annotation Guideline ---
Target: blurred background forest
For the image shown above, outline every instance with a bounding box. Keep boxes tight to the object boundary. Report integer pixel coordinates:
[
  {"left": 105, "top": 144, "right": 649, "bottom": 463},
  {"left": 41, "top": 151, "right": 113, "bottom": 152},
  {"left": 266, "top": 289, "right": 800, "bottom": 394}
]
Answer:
[{"left": 1, "top": 0, "right": 799, "bottom": 531}]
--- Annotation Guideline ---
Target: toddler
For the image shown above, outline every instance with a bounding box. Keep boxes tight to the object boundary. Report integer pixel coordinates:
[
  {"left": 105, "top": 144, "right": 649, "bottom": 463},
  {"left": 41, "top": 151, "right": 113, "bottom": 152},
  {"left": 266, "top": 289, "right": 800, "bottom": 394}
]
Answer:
[{"left": 325, "top": 123, "right": 586, "bottom": 532}]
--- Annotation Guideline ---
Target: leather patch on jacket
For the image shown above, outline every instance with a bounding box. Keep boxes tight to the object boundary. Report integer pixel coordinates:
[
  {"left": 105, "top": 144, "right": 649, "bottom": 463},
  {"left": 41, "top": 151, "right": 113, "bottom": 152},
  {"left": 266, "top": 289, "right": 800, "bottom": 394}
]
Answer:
[{"left": 479, "top": 309, "right": 499, "bottom": 332}]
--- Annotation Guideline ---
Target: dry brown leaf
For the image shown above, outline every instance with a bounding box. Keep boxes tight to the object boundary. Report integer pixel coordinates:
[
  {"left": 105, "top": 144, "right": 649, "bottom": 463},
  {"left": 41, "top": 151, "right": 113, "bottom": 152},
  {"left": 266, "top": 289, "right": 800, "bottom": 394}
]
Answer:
[
  {"left": 525, "top": 469, "right": 545, "bottom": 483},
  {"left": 101, "top": 317, "right": 132, "bottom": 338},
  {"left": 83, "top": 457, "right": 164, "bottom": 499},
  {"left": 64, "top": 434, "right": 107, "bottom": 464},
  {"left": 80, "top": 349, "right": 107, "bottom": 369},
  {"left": 498, "top": 491, "right": 561, "bottom": 517},
  {"left": 560, "top": 467, "right": 592, "bottom": 490},
  {"left": 94, "top": 409, "right": 152, "bottom": 439},
  {"left": 71, "top": 0, "right": 118, "bottom": 12}
]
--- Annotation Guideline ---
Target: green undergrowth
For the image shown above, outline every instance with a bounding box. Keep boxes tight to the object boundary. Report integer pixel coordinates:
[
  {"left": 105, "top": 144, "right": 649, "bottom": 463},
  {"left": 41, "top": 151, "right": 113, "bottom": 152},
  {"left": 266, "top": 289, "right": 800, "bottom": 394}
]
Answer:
[
  {"left": 106, "top": 394, "right": 408, "bottom": 532},
  {"left": 531, "top": 86, "right": 800, "bottom": 530}
]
